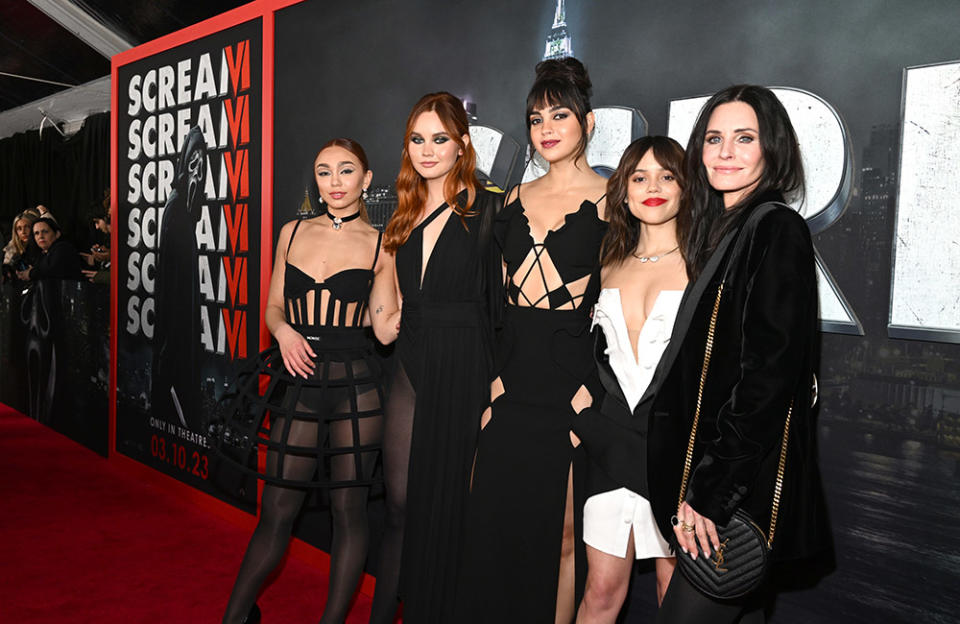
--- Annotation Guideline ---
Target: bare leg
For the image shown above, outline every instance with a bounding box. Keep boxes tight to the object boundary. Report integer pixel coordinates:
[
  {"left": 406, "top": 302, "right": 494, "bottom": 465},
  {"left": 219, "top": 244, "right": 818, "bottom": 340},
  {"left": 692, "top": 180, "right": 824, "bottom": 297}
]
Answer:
[
  {"left": 576, "top": 537, "right": 636, "bottom": 623},
  {"left": 556, "top": 464, "right": 576, "bottom": 624}
]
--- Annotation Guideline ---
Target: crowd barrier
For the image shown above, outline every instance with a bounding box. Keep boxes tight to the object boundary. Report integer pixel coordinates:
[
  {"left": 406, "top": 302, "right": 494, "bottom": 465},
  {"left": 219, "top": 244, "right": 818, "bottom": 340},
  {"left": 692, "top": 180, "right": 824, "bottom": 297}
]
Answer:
[{"left": 0, "top": 280, "right": 109, "bottom": 455}]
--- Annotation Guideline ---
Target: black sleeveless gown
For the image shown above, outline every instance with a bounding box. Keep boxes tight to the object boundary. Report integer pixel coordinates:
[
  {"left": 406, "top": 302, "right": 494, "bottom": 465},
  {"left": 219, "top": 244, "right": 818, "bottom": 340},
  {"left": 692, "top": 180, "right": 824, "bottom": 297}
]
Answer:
[
  {"left": 391, "top": 188, "right": 502, "bottom": 623},
  {"left": 458, "top": 194, "right": 607, "bottom": 622},
  {"left": 210, "top": 220, "right": 384, "bottom": 489}
]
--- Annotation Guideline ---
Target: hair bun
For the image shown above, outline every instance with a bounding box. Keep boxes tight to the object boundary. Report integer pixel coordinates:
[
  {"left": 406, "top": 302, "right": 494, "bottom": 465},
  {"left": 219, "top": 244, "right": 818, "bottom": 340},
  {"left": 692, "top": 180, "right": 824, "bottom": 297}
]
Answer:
[{"left": 533, "top": 57, "right": 592, "bottom": 99}]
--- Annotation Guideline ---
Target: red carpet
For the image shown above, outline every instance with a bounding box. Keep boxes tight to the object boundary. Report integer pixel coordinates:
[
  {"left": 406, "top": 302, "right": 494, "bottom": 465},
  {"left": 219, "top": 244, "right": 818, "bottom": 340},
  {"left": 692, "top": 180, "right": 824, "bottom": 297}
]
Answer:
[{"left": 0, "top": 405, "right": 373, "bottom": 623}]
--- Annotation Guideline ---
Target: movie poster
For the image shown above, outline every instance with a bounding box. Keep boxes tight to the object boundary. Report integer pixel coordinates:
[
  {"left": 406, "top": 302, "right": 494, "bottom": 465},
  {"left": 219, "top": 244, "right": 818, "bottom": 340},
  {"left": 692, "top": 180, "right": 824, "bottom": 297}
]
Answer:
[{"left": 116, "top": 19, "right": 262, "bottom": 508}]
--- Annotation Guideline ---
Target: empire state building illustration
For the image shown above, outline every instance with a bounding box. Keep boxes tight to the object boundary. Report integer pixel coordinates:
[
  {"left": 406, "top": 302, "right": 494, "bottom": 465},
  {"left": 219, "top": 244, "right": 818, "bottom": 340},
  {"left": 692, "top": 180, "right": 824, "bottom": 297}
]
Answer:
[{"left": 543, "top": 0, "right": 573, "bottom": 60}]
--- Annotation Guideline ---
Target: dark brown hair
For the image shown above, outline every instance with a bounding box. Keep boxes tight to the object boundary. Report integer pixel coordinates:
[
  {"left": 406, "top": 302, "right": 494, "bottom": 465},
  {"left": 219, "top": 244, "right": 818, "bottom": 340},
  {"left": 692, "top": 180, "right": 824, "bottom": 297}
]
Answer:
[
  {"left": 384, "top": 92, "right": 480, "bottom": 253},
  {"left": 315, "top": 137, "right": 371, "bottom": 223},
  {"left": 601, "top": 136, "right": 688, "bottom": 270},
  {"left": 525, "top": 57, "right": 593, "bottom": 163},
  {"left": 682, "top": 85, "right": 805, "bottom": 279}
]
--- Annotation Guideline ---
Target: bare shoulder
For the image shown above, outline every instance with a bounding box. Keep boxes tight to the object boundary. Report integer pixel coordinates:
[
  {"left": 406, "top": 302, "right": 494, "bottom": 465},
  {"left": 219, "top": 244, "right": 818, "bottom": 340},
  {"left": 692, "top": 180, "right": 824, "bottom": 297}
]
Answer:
[
  {"left": 279, "top": 219, "right": 300, "bottom": 237},
  {"left": 356, "top": 219, "right": 380, "bottom": 237},
  {"left": 586, "top": 174, "right": 608, "bottom": 219},
  {"left": 505, "top": 183, "right": 523, "bottom": 204},
  {"left": 276, "top": 219, "right": 301, "bottom": 255},
  {"left": 512, "top": 177, "right": 547, "bottom": 204}
]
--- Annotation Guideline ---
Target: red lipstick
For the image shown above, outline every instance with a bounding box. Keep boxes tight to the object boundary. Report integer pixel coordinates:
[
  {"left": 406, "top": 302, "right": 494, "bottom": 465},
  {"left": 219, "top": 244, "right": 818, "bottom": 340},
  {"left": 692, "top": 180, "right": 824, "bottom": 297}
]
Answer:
[{"left": 642, "top": 198, "right": 667, "bottom": 207}]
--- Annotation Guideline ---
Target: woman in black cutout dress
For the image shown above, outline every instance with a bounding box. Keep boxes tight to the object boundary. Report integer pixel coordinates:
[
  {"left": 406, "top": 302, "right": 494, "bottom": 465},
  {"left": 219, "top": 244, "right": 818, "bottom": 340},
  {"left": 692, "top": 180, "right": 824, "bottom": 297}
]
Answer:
[
  {"left": 211, "top": 139, "right": 401, "bottom": 624},
  {"left": 457, "top": 58, "right": 607, "bottom": 624},
  {"left": 368, "top": 92, "right": 502, "bottom": 624}
]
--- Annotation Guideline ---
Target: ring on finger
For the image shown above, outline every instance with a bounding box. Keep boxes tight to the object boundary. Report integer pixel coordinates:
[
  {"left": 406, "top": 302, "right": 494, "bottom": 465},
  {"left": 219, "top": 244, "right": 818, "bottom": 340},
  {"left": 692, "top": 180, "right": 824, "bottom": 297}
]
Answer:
[{"left": 681, "top": 523, "right": 695, "bottom": 533}]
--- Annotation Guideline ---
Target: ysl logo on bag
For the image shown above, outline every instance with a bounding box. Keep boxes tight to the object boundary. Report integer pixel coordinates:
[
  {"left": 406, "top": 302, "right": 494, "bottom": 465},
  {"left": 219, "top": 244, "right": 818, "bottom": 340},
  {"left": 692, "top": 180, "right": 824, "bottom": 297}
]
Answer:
[{"left": 712, "top": 538, "right": 730, "bottom": 573}]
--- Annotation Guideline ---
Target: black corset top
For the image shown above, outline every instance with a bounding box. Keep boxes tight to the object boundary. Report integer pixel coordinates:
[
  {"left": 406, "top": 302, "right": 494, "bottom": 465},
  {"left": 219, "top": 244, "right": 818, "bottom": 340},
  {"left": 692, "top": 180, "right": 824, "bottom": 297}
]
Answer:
[
  {"left": 282, "top": 219, "right": 382, "bottom": 328},
  {"left": 495, "top": 193, "right": 607, "bottom": 311}
]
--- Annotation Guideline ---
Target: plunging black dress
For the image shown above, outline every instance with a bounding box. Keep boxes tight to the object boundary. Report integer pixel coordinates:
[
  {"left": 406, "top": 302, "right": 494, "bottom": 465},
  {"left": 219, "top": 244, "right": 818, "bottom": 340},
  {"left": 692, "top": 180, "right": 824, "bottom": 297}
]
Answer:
[
  {"left": 210, "top": 219, "right": 384, "bottom": 489},
  {"left": 458, "top": 193, "right": 607, "bottom": 622},
  {"left": 391, "top": 188, "right": 502, "bottom": 623}
]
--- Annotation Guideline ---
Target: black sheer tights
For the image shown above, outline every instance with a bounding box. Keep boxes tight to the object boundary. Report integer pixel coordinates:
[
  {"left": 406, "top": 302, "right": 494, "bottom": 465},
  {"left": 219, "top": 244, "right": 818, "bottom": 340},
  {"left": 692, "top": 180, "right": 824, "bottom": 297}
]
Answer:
[
  {"left": 655, "top": 569, "right": 769, "bottom": 624},
  {"left": 222, "top": 385, "right": 380, "bottom": 624},
  {"left": 368, "top": 364, "right": 416, "bottom": 624}
]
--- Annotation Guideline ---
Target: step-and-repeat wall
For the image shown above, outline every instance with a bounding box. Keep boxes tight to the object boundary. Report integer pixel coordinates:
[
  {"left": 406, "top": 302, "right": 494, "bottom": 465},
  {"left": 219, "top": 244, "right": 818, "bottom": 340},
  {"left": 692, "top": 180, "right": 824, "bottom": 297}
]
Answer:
[
  {"left": 111, "top": 1, "right": 959, "bottom": 621},
  {"left": 114, "top": 16, "right": 264, "bottom": 511}
]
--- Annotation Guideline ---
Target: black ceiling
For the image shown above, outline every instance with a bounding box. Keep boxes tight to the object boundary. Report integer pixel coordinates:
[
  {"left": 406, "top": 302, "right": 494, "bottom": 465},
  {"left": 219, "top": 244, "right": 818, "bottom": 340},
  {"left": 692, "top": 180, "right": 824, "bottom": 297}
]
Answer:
[{"left": 0, "top": 0, "right": 249, "bottom": 114}]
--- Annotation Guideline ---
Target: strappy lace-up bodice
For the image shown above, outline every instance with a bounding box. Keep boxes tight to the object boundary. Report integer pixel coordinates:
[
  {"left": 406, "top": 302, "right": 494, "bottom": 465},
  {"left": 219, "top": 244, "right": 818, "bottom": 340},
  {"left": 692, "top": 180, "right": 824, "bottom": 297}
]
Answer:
[
  {"left": 283, "top": 219, "right": 382, "bottom": 328},
  {"left": 495, "top": 193, "right": 607, "bottom": 312}
]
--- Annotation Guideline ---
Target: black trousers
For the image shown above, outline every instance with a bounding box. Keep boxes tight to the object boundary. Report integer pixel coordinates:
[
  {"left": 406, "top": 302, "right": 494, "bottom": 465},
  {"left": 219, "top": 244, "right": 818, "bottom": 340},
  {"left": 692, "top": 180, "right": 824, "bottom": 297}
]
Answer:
[{"left": 654, "top": 568, "right": 771, "bottom": 624}]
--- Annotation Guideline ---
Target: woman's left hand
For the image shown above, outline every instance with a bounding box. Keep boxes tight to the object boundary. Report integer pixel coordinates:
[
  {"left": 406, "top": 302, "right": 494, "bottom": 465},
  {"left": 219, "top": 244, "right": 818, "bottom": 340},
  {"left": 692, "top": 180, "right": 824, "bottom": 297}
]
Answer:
[{"left": 673, "top": 501, "right": 720, "bottom": 560}]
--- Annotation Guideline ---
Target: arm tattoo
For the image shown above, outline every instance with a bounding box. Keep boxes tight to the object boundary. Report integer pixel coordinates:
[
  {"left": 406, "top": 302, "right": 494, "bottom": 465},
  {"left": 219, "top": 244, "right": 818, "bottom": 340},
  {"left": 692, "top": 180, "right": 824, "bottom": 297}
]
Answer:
[{"left": 375, "top": 305, "right": 384, "bottom": 315}]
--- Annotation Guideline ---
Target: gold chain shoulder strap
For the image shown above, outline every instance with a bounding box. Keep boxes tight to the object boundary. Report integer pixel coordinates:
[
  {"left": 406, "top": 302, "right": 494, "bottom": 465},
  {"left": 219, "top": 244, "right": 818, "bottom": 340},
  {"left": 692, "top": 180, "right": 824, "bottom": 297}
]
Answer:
[{"left": 675, "top": 280, "right": 794, "bottom": 550}]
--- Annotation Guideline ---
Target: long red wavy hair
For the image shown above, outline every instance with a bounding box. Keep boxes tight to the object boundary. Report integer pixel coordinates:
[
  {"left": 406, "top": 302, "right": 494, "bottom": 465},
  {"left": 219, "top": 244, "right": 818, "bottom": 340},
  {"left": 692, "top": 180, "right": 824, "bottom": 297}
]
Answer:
[{"left": 383, "top": 92, "right": 480, "bottom": 253}]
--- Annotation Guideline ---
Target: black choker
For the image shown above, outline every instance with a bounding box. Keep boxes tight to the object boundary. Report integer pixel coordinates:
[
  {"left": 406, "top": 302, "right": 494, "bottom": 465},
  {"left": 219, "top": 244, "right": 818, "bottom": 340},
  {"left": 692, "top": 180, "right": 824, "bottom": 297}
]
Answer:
[{"left": 326, "top": 210, "right": 361, "bottom": 231}]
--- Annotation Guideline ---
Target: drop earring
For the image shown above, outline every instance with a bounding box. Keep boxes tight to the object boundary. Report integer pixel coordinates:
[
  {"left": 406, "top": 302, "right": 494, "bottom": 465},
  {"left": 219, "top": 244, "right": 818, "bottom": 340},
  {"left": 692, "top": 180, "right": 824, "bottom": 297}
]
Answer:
[{"left": 362, "top": 188, "right": 369, "bottom": 201}]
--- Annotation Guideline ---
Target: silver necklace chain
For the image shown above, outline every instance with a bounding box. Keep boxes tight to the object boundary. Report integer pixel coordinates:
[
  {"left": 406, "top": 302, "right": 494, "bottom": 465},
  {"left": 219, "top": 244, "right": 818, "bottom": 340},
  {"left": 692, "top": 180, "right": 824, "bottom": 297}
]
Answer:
[{"left": 632, "top": 245, "right": 679, "bottom": 263}]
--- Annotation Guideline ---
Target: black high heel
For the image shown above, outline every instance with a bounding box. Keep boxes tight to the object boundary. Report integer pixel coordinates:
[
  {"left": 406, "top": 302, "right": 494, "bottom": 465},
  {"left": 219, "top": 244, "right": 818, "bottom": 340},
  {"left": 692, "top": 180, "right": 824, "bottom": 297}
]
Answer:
[{"left": 242, "top": 604, "right": 261, "bottom": 624}]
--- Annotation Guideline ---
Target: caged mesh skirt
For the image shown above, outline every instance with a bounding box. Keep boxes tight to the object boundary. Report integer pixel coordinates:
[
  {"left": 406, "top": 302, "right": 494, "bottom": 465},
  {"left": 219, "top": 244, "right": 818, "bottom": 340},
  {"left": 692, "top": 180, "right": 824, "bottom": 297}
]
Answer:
[{"left": 208, "top": 325, "right": 384, "bottom": 489}]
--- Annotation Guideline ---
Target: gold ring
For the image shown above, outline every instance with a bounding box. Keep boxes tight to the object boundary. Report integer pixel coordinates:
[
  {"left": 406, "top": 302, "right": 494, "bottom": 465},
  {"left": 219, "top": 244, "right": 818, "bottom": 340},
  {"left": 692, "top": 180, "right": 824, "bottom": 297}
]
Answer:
[{"left": 681, "top": 522, "right": 696, "bottom": 532}]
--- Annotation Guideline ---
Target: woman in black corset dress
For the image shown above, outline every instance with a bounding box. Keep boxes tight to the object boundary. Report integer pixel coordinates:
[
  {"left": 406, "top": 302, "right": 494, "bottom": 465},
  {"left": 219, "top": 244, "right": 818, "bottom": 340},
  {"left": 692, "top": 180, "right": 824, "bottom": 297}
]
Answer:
[
  {"left": 368, "top": 92, "right": 502, "bottom": 624},
  {"left": 213, "top": 138, "right": 401, "bottom": 624},
  {"left": 458, "top": 57, "right": 608, "bottom": 624}
]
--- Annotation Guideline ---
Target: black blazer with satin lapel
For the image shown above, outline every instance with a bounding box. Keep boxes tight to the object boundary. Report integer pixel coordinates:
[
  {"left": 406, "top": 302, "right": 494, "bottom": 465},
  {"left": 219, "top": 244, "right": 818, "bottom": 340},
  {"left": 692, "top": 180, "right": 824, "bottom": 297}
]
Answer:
[
  {"left": 574, "top": 192, "right": 834, "bottom": 573},
  {"left": 572, "top": 206, "right": 744, "bottom": 499}
]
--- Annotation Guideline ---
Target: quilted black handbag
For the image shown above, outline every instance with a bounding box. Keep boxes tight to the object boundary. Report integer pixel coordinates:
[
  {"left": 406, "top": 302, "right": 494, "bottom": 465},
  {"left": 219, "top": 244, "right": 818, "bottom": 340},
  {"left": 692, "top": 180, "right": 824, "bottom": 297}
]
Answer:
[{"left": 673, "top": 204, "right": 794, "bottom": 600}]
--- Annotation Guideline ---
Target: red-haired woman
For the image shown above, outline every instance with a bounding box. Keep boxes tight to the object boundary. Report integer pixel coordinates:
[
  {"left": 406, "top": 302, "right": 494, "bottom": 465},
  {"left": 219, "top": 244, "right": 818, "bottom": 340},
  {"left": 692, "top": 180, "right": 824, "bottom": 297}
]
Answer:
[
  {"left": 213, "top": 138, "right": 401, "bottom": 624},
  {"left": 369, "top": 92, "right": 502, "bottom": 624}
]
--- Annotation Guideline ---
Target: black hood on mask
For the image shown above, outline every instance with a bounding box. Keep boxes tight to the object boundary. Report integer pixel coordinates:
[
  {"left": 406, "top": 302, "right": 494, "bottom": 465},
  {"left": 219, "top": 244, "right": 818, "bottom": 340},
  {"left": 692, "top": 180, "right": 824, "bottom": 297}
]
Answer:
[{"left": 175, "top": 126, "right": 207, "bottom": 209}]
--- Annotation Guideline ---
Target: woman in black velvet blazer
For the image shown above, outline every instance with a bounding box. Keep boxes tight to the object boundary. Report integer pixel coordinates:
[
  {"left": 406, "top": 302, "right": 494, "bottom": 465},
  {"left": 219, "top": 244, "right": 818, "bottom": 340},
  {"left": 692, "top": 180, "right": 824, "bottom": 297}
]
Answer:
[{"left": 574, "top": 85, "right": 834, "bottom": 622}]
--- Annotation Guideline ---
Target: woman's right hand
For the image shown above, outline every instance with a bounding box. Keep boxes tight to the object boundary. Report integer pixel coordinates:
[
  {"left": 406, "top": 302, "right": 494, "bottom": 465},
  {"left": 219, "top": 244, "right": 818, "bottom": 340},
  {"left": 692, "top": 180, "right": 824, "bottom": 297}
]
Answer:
[
  {"left": 672, "top": 501, "right": 720, "bottom": 560},
  {"left": 275, "top": 323, "right": 316, "bottom": 378}
]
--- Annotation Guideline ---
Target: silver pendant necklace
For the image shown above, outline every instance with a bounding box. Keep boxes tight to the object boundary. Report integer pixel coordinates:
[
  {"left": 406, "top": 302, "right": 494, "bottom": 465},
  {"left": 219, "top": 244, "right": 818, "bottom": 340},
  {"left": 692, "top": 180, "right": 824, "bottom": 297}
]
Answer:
[
  {"left": 326, "top": 210, "right": 361, "bottom": 231},
  {"left": 632, "top": 245, "right": 679, "bottom": 263}
]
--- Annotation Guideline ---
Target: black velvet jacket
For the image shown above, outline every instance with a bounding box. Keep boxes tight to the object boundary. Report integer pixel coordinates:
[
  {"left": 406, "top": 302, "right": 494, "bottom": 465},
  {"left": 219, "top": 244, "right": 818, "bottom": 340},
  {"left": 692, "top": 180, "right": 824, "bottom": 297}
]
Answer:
[{"left": 573, "top": 193, "right": 834, "bottom": 573}]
